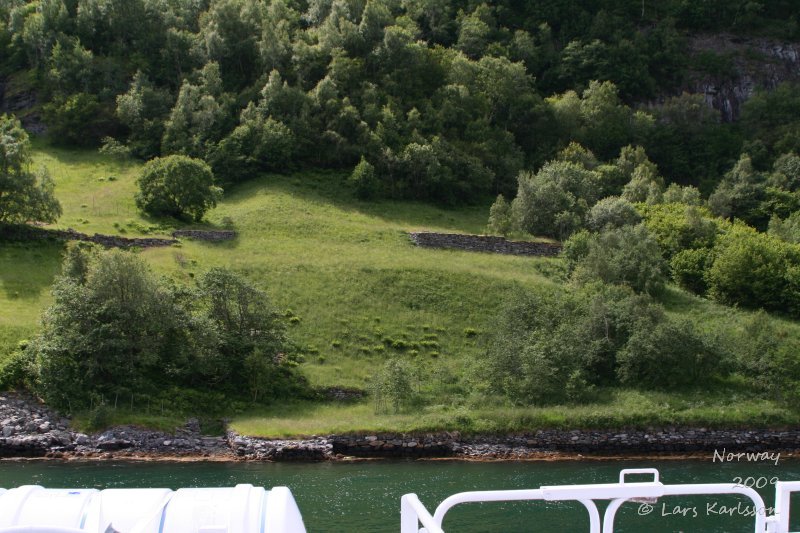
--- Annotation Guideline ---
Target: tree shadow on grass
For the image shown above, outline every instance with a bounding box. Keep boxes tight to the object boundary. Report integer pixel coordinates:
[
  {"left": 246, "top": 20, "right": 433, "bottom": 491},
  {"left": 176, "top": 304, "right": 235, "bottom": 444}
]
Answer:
[
  {"left": 221, "top": 170, "right": 493, "bottom": 235},
  {"left": 0, "top": 240, "right": 65, "bottom": 301},
  {"left": 31, "top": 141, "right": 140, "bottom": 177}
]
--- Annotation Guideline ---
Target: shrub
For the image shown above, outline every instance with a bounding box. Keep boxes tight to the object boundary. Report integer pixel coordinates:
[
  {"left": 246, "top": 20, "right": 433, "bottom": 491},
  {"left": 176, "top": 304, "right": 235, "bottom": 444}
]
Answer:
[
  {"left": 390, "top": 339, "right": 409, "bottom": 350},
  {"left": 0, "top": 343, "right": 34, "bottom": 390},
  {"left": 706, "top": 224, "right": 799, "bottom": 313},
  {"left": 663, "top": 184, "right": 702, "bottom": 205},
  {"left": 43, "top": 93, "right": 113, "bottom": 146},
  {"left": 511, "top": 160, "right": 600, "bottom": 240},
  {"left": 135, "top": 155, "right": 222, "bottom": 221},
  {"left": 562, "top": 229, "right": 593, "bottom": 274},
  {"left": 86, "top": 404, "right": 112, "bottom": 431},
  {"left": 28, "top": 249, "right": 301, "bottom": 410},
  {"left": 708, "top": 154, "right": 768, "bottom": 229},
  {"left": 481, "top": 284, "right": 696, "bottom": 405},
  {"left": 769, "top": 212, "right": 800, "bottom": 244},
  {"left": 349, "top": 156, "right": 380, "bottom": 200},
  {"left": 735, "top": 311, "right": 800, "bottom": 401},
  {"left": 671, "top": 247, "right": 713, "bottom": 294},
  {"left": 639, "top": 203, "right": 718, "bottom": 259},
  {"left": 98, "top": 137, "right": 131, "bottom": 159},
  {"left": 571, "top": 224, "right": 667, "bottom": 295},
  {"left": 487, "top": 194, "right": 513, "bottom": 236},
  {"left": 211, "top": 116, "right": 295, "bottom": 183},
  {"left": 515, "top": 329, "right": 595, "bottom": 404},
  {"left": 371, "top": 359, "right": 413, "bottom": 413},
  {"left": 587, "top": 196, "right": 641, "bottom": 231},
  {"left": 616, "top": 318, "right": 720, "bottom": 389}
]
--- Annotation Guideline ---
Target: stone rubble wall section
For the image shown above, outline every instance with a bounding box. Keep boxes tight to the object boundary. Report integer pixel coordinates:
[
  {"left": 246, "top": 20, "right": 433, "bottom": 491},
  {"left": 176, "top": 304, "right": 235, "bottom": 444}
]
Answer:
[
  {"left": 409, "top": 232, "right": 562, "bottom": 257},
  {"left": 2, "top": 225, "right": 238, "bottom": 248},
  {"left": 171, "top": 229, "right": 236, "bottom": 241},
  {"left": 317, "top": 387, "right": 365, "bottom": 402},
  {"left": 1, "top": 225, "right": 177, "bottom": 248}
]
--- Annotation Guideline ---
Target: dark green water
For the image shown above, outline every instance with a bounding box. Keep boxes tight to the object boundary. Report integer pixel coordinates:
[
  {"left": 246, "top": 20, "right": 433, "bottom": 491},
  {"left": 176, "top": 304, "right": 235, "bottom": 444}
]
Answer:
[{"left": 1, "top": 458, "right": 799, "bottom": 532}]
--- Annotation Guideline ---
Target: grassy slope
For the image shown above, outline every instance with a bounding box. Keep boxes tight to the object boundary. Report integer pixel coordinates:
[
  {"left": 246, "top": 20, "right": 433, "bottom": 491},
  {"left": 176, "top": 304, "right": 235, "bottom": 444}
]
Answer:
[{"left": 1, "top": 146, "right": 799, "bottom": 436}]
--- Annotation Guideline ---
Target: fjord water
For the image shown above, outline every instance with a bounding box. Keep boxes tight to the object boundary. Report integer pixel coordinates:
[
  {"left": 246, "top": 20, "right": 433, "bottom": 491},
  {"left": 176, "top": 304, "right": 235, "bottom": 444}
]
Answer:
[{"left": 0, "top": 459, "right": 799, "bottom": 532}]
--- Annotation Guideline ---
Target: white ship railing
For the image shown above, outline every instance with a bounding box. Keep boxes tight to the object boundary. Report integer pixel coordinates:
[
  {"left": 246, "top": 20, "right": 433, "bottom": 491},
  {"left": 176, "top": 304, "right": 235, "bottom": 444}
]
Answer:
[
  {"left": 0, "top": 484, "right": 307, "bottom": 533},
  {"left": 400, "top": 468, "right": 800, "bottom": 533}
]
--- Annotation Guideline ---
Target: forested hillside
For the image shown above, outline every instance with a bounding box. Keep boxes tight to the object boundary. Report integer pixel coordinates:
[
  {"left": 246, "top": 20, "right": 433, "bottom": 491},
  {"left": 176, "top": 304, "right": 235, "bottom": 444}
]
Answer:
[
  {"left": 3, "top": 0, "right": 800, "bottom": 433},
  {"left": 2, "top": 0, "right": 800, "bottom": 204}
]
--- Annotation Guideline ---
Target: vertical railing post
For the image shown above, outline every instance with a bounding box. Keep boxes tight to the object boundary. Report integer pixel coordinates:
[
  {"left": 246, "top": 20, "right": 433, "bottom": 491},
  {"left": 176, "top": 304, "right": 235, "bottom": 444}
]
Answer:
[
  {"left": 401, "top": 494, "right": 419, "bottom": 533},
  {"left": 773, "top": 481, "right": 800, "bottom": 533}
]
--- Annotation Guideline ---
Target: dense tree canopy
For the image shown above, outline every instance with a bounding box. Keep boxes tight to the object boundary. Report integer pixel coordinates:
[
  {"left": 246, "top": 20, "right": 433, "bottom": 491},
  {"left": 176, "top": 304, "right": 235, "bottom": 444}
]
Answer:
[{"left": 1, "top": 0, "right": 798, "bottom": 204}]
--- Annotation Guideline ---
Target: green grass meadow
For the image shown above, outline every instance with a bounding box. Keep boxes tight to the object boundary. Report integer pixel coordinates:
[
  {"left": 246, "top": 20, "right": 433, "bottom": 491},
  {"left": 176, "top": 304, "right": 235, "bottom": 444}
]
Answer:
[{"left": 2, "top": 146, "right": 799, "bottom": 435}]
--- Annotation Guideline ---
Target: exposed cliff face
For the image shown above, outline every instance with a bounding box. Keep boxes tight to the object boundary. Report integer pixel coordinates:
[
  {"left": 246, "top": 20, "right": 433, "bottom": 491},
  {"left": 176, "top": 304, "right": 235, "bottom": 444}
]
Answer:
[
  {"left": 0, "top": 77, "right": 45, "bottom": 134},
  {"left": 686, "top": 34, "right": 800, "bottom": 121}
]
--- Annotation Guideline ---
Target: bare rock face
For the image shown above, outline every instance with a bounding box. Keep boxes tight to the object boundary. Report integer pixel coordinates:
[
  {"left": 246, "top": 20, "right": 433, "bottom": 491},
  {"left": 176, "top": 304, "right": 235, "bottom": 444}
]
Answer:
[
  {"left": 684, "top": 34, "right": 800, "bottom": 121},
  {"left": 0, "top": 79, "right": 46, "bottom": 134}
]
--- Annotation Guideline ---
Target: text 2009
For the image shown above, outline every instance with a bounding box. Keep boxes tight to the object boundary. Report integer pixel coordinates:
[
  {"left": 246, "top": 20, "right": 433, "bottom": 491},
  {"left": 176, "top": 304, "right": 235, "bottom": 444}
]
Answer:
[{"left": 732, "top": 476, "right": 779, "bottom": 489}]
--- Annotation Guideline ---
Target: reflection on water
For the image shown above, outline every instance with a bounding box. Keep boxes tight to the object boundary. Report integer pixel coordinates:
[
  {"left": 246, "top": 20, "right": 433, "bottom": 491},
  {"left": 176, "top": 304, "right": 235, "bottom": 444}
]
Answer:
[{"left": 0, "top": 458, "right": 799, "bottom": 532}]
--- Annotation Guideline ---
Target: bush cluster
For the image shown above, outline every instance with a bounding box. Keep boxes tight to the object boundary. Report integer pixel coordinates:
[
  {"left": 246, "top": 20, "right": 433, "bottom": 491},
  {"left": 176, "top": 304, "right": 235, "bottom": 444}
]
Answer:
[
  {"left": 23, "top": 247, "right": 308, "bottom": 411},
  {"left": 482, "top": 284, "right": 722, "bottom": 405},
  {"left": 640, "top": 204, "right": 800, "bottom": 317}
]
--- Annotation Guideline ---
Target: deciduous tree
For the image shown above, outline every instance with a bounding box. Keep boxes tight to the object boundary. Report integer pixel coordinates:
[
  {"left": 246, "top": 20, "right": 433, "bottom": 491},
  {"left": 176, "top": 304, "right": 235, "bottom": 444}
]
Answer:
[{"left": 0, "top": 114, "right": 61, "bottom": 224}]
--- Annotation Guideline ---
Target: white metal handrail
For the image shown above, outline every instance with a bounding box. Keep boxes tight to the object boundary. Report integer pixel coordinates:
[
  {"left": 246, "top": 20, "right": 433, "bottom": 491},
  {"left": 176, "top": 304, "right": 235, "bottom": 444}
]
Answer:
[
  {"left": 773, "top": 481, "right": 800, "bottom": 533},
  {"left": 399, "top": 468, "right": 799, "bottom": 533}
]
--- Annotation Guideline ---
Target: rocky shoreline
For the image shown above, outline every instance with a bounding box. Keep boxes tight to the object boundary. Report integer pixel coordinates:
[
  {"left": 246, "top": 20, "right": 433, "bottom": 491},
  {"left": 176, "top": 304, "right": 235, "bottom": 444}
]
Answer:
[{"left": 2, "top": 393, "right": 799, "bottom": 462}]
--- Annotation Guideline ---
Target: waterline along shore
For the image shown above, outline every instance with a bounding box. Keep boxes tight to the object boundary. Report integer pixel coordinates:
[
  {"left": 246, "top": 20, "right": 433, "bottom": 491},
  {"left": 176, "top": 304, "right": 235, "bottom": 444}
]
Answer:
[{"left": 1, "top": 393, "right": 800, "bottom": 462}]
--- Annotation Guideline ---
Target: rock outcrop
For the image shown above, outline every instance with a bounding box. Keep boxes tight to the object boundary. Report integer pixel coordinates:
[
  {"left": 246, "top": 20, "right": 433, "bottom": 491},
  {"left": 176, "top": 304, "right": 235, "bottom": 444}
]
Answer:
[
  {"left": 685, "top": 34, "right": 800, "bottom": 121},
  {"left": 0, "top": 79, "right": 45, "bottom": 134}
]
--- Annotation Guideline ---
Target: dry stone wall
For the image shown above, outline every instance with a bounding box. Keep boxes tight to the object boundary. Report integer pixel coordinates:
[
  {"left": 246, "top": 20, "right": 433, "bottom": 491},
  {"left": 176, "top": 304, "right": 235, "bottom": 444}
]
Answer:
[
  {"left": 1, "top": 224, "right": 177, "bottom": 248},
  {"left": 1, "top": 225, "right": 241, "bottom": 248},
  {"left": 409, "top": 232, "right": 562, "bottom": 257},
  {"left": 172, "top": 229, "right": 236, "bottom": 241}
]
